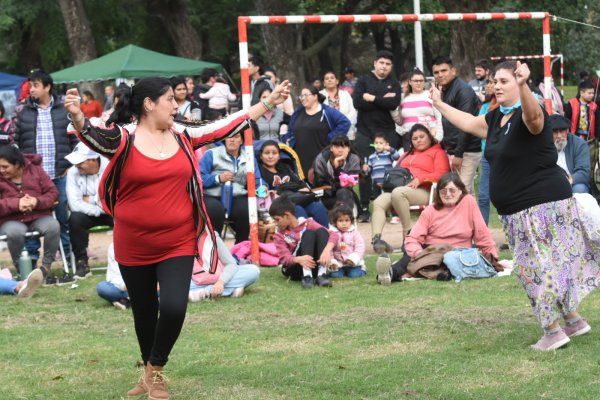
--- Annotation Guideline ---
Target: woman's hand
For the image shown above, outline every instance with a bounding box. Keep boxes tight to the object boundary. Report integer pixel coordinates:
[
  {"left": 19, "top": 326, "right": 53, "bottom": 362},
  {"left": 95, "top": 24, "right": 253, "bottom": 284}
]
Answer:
[
  {"left": 211, "top": 280, "right": 225, "bottom": 298},
  {"left": 514, "top": 61, "right": 530, "bottom": 87},
  {"left": 64, "top": 88, "right": 84, "bottom": 118},
  {"left": 219, "top": 171, "right": 234, "bottom": 183},
  {"left": 406, "top": 177, "right": 420, "bottom": 189},
  {"left": 267, "top": 80, "right": 291, "bottom": 106},
  {"left": 429, "top": 84, "right": 443, "bottom": 105}
]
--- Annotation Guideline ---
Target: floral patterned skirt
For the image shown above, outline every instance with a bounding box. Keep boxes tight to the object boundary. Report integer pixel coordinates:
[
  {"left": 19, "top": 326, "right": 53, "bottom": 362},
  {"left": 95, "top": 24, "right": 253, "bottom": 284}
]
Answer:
[{"left": 501, "top": 197, "right": 600, "bottom": 328}]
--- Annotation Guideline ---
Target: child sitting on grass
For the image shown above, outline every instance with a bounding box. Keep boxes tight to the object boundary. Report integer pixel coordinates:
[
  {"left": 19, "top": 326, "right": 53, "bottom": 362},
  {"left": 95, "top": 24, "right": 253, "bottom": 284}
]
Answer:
[
  {"left": 328, "top": 204, "right": 366, "bottom": 278},
  {"left": 270, "top": 196, "right": 338, "bottom": 289}
]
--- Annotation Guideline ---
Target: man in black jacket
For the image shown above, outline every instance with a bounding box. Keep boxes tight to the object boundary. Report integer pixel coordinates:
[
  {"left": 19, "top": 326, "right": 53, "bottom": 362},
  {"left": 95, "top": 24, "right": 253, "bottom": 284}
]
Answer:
[
  {"left": 248, "top": 55, "right": 274, "bottom": 107},
  {"left": 11, "top": 70, "right": 78, "bottom": 276},
  {"left": 352, "top": 49, "right": 402, "bottom": 222},
  {"left": 432, "top": 56, "right": 481, "bottom": 194}
]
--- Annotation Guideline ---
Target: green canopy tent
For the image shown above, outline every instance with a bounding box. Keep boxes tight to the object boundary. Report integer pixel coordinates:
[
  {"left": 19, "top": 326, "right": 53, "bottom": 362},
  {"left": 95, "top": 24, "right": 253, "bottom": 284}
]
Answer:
[{"left": 51, "top": 44, "right": 223, "bottom": 83}]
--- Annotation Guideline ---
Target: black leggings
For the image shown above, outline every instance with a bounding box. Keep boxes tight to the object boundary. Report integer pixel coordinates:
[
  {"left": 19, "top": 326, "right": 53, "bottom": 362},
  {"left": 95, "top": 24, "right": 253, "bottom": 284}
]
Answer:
[
  {"left": 282, "top": 228, "right": 329, "bottom": 281},
  {"left": 119, "top": 256, "right": 194, "bottom": 366}
]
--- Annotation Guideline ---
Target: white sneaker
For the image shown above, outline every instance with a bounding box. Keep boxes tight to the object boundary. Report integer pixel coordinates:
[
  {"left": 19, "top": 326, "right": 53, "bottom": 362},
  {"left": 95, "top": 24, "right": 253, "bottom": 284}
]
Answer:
[
  {"left": 389, "top": 216, "right": 401, "bottom": 224},
  {"left": 188, "top": 289, "right": 210, "bottom": 302},
  {"left": 17, "top": 269, "right": 43, "bottom": 298},
  {"left": 376, "top": 255, "right": 392, "bottom": 286},
  {"left": 231, "top": 287, "right": 245, "bottom": 298}
]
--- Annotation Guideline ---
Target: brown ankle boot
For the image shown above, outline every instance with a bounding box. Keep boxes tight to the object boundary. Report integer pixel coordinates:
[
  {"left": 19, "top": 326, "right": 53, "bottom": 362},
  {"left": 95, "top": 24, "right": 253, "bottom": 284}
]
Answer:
[
  {"left": 144, "top": 363, "right": 169, "bottom": 400},
  {"left": 126, "top": 365, "right": 148, "bottom": 397}
]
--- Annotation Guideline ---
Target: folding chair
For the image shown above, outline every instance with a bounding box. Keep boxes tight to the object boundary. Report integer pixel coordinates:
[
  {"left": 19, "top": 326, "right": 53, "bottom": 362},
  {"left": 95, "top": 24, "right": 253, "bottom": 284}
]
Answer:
[{"left": 0, "top": 230, "right": 70, "bottom": 274}]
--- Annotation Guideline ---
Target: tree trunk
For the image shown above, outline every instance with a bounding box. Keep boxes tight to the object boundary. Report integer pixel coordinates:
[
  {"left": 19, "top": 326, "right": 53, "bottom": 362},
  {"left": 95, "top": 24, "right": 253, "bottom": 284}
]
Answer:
[
  {"left": 253, "top": 0, "right": 303, "bottom": 98},
  {"left": 58, "top": 0, "right": 102, "bottom": 98},
  {"left": 146, "top": 0, "right": 203, "bottom": 59},
  {"left": 58, "top": 0, "right": 97, "bottom": 63},
  {"left": 439, "top": 0, "right": 491, "bottom": 80}
]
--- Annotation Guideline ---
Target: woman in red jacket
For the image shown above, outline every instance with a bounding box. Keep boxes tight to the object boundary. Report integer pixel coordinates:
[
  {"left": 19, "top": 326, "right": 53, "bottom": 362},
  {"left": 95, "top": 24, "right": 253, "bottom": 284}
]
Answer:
[
  {"left": 0, "top": 146, "right": 59, "bottom": 277},
  {"left": 64, "top": 77, "right": 290, "bottom": 399},
  {"left": 371, "top": 123, "right": 450, "bottom": 255}
]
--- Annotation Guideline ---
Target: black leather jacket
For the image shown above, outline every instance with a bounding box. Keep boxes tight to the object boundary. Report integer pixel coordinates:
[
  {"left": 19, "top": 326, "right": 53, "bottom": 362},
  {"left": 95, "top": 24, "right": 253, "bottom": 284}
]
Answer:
[{"left": 441, "top": 78, "right": 481, "bottom": 157}]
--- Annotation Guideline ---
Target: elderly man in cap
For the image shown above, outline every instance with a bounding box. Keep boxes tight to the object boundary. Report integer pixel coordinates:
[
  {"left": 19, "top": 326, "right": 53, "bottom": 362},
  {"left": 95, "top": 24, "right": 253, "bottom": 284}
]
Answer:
[
  {"left": 550, "top": 114, "right": 591, "bottom": 194},
  {"left": 65, "top": 143, "right": 112, "bottom": 279}
]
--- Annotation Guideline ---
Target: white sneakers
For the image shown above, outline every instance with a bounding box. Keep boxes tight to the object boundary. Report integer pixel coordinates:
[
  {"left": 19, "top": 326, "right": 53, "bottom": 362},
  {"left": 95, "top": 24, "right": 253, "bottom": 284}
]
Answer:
[{"left": 17, "top": 269, "right": 43, "bottom": 299}]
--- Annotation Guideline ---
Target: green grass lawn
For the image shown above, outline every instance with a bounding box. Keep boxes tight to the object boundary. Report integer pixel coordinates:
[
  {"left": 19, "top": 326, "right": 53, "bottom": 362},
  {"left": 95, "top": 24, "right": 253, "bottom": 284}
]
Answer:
[{"left": 2, "top": 261, "right": 600, "bottom": 399}]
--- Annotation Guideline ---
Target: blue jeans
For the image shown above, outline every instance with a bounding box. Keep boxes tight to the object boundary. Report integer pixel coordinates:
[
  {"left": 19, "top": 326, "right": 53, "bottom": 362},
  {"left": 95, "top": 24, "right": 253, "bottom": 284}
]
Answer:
[
  {"left": 329, "top": 266, "right": 366, "bottom": 278},
  {"left": 189, "top": 264, "right": 260, "bottom": 296},
  {"left": 572, "top": 183, "right": 590, "bottom": 194},
  {"left": 26, "top": 176, "right": 71, "bottom": 260},
  {"left": 294, "top": 201, "right": 329, "bottom": 227},
  {"left": 96, "top": 281, "right": 129, "bottom": 303},
  {"left": 478, "top": 156, "right": 490, "bottom": 225},
  {"left": 0, "top": 278, "right": 17, "bottom": 295}
]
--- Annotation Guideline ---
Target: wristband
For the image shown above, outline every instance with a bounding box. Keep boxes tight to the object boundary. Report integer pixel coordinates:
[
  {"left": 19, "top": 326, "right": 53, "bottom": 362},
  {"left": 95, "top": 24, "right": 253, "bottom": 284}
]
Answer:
[{"left": 261, "top": 98, "right": 274, "bottom": 111}]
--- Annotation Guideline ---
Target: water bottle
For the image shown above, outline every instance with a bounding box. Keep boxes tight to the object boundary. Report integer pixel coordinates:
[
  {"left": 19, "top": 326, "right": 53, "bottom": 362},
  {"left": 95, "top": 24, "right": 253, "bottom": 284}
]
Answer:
[{"left": 18, "top": 247, "right": 32, "bottom": 280}]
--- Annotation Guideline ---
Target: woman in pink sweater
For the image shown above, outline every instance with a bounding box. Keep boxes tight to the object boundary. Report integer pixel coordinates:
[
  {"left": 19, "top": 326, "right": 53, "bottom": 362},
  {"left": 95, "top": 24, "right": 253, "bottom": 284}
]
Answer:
[
  {"left": 405, "top": 172, "right": 497, "bottom": 258},
  {"left": 378, "top": 172, "right": 497, "bottom": 283}
]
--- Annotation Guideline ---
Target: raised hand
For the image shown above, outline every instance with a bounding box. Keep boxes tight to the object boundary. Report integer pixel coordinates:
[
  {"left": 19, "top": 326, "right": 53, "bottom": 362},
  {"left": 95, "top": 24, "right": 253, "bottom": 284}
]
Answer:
[
  {"left": 514, "top": 61, "right": 530, "bottom": 87},
  {"left": 64, "top": 88, "right": 83, "bottom": 116},
  {"left": 429, "top": 83, "right": 442, "bottom": 104},
  {"left": 268, "top": 80, "right": 291, "bottom": 106}
]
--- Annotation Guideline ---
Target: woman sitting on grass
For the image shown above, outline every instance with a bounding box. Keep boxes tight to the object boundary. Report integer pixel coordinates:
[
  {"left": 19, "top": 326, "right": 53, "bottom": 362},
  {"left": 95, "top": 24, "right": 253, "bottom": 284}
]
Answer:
[
  {"left": 188, "top": 235, "right": 260, "bottom": 301},
  {"left": 375, "top": 172, "right": 497, "bottom": 284}
]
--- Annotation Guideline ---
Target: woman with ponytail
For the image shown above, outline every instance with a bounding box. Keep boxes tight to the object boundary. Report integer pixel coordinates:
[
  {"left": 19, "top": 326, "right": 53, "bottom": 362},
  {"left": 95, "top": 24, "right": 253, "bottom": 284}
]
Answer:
[{"left": 64, "top": 77, "right": 290, "bottom": 399}]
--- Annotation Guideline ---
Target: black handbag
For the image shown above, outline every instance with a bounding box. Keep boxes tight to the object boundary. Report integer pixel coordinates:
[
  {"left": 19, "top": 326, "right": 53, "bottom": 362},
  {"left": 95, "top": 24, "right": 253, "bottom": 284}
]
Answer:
[
  {"left": 382, "top": 167, "right": 413, "bottom": 192},
  {"left": 280, "top": 191, "right": 317, "bottom": 207}
]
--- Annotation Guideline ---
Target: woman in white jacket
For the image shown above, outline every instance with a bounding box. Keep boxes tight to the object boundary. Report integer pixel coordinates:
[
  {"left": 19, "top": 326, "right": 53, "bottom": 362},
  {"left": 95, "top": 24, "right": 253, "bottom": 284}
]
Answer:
[{"left": 320, "top": 71, "right": 357, "bottom": 140}]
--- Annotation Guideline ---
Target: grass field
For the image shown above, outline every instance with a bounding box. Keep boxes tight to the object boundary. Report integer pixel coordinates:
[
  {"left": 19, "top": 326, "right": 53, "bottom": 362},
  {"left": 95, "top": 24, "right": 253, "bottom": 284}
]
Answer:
[{"left": 2, "top": 259, "right": 600, "bottom": 400}]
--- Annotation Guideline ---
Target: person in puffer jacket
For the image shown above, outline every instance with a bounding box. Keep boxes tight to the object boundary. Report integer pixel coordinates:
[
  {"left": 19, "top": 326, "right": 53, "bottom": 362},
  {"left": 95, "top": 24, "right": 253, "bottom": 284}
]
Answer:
[{"left": 328, "top": 204, "right": 366, "bottom": 278}]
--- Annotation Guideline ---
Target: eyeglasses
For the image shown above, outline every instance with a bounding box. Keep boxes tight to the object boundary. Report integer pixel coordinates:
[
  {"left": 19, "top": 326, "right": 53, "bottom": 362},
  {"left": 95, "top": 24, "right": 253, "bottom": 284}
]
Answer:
[
  {"left": 298, "top": 94, "right": 313, "bottom": 100},
  {"left": 439, "top": 188, "right": 459, "bottom": 195},
  {"left": 410, "top": 80, "right": 425, "bottom": 83}
]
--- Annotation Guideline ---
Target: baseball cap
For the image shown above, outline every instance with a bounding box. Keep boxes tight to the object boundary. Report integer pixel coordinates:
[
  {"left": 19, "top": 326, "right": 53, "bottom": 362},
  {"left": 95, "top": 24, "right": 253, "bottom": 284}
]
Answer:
[
  {"left": 548, "top": 114, "right": 570, "bottom": 131},
  {"left": 65, "top": 142, "right": 100, "bottom": 165},
  {"left": 343, "top": 66, "right": 354, "bottom": 74}
]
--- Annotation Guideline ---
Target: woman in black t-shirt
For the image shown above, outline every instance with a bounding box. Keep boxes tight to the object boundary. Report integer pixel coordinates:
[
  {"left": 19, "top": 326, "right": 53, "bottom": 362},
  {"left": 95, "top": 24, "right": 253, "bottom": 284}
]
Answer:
[{"left": 431, "top": 60, "right": 600, "bottom": 351}]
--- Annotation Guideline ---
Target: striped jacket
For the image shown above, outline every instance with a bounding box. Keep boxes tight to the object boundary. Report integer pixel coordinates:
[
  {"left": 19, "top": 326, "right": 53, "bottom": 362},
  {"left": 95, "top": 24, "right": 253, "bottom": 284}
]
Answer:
[{"left": 70, "top": 111, "right": 250, "bottom": 273}]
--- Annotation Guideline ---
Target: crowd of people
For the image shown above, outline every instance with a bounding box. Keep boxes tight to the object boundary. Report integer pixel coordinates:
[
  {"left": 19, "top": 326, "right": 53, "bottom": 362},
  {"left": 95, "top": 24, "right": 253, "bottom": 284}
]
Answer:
[{"left": 2, "top": 50, "right": 600, "bottom": 398}]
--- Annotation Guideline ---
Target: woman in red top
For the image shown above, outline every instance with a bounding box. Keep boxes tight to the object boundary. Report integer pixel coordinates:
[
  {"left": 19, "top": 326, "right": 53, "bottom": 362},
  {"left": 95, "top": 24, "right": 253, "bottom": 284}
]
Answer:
[
  {"left": 371, "top": 123, "right": 450, "bottom": 253},
  {"left": 79, "top": 90, "right": 103, "bottom": 118},
  {"left": 64, "top": 77, "right": 290, "bottom": 399}
]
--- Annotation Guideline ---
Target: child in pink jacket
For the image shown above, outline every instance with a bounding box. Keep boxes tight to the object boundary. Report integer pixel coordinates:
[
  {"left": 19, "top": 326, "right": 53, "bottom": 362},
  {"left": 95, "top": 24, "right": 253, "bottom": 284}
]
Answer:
[
  {"left": 270, "top": 196, "right": 338, "bottom": 289},
  {"left": 328, "top": 204, "right": 366, "bottom": 278}
]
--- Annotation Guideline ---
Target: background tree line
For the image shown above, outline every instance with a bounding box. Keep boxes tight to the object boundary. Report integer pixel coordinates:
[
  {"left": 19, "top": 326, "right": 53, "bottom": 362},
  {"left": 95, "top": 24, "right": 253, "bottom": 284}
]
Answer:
[{"left": 0, "top": 0, "right": 598, "bottom": 94}]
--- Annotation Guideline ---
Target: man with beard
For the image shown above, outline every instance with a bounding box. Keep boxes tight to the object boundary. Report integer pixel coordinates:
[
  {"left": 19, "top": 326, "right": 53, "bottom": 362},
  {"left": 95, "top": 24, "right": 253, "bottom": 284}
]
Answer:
[
  {"left": 550, "top": 114, "right": 590, "bottom": 193},
  {"left": 11, "top": 70, "right": 78, "bottom": 281},
  {"left": 468, "top": 59, "right": 492, "bottom": 102}
]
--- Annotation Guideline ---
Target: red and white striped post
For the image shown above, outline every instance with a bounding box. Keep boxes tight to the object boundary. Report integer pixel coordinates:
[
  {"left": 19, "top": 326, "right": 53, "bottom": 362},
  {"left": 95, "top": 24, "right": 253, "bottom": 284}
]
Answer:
[
  {"left": 238, "top": 12, "right": 551, "bottom": 264},
  {"left": 490, "top": 54, "right": 564, "bottom": 96}
]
